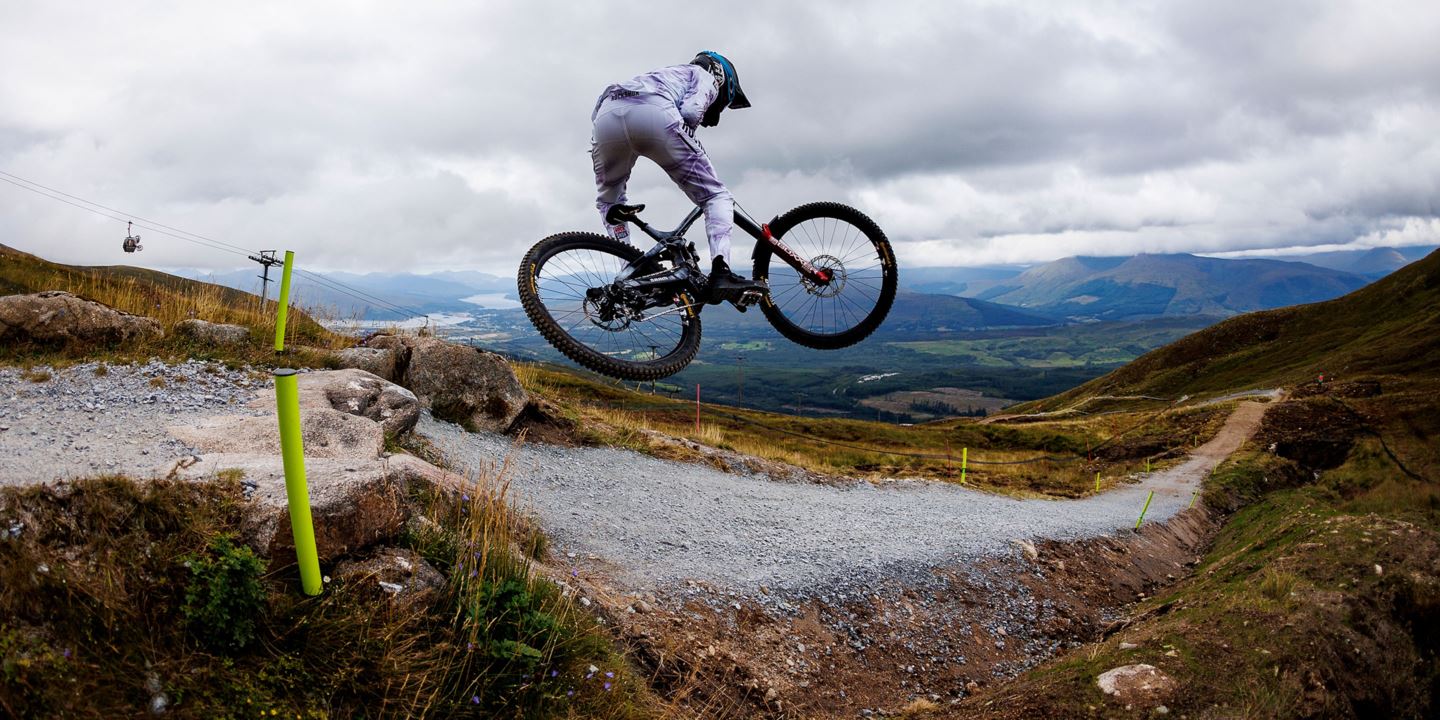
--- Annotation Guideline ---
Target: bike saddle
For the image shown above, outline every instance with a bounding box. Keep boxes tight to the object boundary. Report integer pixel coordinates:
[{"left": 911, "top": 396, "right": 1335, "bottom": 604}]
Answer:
[{"left": 605, "top": 203, "right": 646, "bottom": 224}]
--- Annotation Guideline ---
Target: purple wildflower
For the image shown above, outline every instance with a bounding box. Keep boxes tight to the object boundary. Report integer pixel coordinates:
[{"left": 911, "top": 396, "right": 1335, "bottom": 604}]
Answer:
[
  {"left": 471, "top": 695, "right": 480, "bottom": 704},
  {"left": 605, "top": 671, "right": 614, "bottom": 678},
  {"left": 567, "top": 690, "right": 574, "bottom": 697},
  {"left": 462, "top": 494, "right": 470, "bottom": 502},
  {"left": 604, "top": 682, "right": 612, "bottom": 691},
  {"left": 551, "top": 670, "right": 559, "bottom": 678},
  {"left": 62, "top": 648, "right": 71, "bottom": 659}
]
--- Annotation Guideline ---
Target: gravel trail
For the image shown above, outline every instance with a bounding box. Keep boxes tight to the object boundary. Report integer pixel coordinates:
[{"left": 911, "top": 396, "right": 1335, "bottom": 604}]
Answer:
[
  {"left": 419, "top": 399, "right": 1268, "bottom": 594},
  {"left": 1, "top": 362, "right": 1267, "bottom": 599},
  {"left": 0, "top": 361, "right": 266, "bottom": 485}
]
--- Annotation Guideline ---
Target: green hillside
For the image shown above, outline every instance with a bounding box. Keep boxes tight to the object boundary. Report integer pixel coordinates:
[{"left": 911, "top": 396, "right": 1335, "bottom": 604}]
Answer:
[{"left": 1025, "top": 247, "right": 1440, "bottom": 409}]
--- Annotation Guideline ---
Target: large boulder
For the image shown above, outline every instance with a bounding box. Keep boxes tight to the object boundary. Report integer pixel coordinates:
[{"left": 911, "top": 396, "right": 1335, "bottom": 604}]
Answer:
[
  {"left": 296, "top": 368, "right": 419, "bottom": 437},
  {"left": 365, "top": 335, "right": 527, "bottom": 433},
  {"left": 168, "top": 409, "right": 384, "bottom": 459},
  {"left": 170, "top": 453, "right": 408, "bottom": 562},
  {"left": 175, "top": 318, "right": 249, "bottom": 345},
  {"left": 334, "top": 347, "right": 398, "bottom": 383},
  {"left": 165, "top": 453, "right": 466, "bottom": 562},
  {"left": 0, "top": 291, "right": 162, "bottom": 345}
]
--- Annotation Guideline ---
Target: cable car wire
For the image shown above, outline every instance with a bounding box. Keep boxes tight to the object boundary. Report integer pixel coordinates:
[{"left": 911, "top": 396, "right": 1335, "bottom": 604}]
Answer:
[{"left": 0, "top": 168, "right": 429, "bottom": 321}]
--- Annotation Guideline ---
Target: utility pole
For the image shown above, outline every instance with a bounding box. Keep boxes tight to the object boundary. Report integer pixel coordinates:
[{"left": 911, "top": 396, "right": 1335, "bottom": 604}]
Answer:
[{"left": 248, "top": 250, "right": 284, "bottom": 312}]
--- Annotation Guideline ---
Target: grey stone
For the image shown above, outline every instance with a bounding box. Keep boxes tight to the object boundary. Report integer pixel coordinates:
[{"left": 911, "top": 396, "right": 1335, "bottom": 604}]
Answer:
[
  {"left": 296, "top": 368, "right": 419, "bottom": 437},
  {"left": 1096, "top": 664, "right": 1175, "bottom": 704},
  {"left": 334, "top": 347, "right": 398, "bottom": 383},
  {"left": 175, "top": 318, "right": 249, "bottom": 345},
  {"left": 168, "top": 407, "right": 383, "bottom": 459},
  {"left": 399, "top": 337, "right": 527, "bottom": 433},
  {"left": 0, "top": 291, "right": 162, "bottom": 345}
]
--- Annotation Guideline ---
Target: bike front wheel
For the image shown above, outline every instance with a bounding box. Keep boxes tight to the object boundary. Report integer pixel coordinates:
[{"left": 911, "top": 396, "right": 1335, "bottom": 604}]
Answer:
[
  {"left": 753, "top": 202, "right": 898, "bottom": 349},
  {"left": 518, "top": 232, "right": 702, "bottom": 381}
]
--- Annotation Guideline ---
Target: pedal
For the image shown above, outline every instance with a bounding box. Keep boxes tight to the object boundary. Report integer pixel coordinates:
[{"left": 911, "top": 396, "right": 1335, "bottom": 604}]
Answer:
[{"left": 730, "top": 288, "right": 765, "bottom": 312}]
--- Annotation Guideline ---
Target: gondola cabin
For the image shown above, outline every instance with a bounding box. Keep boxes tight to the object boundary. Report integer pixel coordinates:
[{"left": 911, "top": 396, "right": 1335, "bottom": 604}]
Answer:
[{"left": 122, "top": 221, "right": 142, "bottom": 253}]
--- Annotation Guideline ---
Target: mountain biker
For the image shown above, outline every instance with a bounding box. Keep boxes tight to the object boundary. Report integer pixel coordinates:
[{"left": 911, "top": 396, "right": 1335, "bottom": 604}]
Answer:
[{"left": 590, "top": 51, "right": 765, "bottom": 303}]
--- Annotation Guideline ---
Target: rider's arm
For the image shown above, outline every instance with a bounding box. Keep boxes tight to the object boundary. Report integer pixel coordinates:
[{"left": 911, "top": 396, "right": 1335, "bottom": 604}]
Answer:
[{"left": 677, "top": 66, "right": 720, "bottom": 129}]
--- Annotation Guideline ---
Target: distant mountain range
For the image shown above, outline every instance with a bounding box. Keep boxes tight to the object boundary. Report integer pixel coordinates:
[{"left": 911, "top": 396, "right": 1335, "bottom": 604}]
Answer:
[
  {"left": 899, "top": 246, "right": 1433, "bottom": 321},
  {"left": 170, "top": 244, "right": 1431, "bottom": 326},
  {"left": 972, "top": 253, "right": 1371, "bottom": 320}
]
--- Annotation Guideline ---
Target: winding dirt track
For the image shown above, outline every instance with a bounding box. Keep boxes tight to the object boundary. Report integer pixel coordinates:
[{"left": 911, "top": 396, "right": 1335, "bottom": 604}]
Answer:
[
  {"left": 0, "top": 361, "right": 1271, "bottom": 598},
  {"left": 419, "top": 399, "right": 1272, "bottom": 594}
]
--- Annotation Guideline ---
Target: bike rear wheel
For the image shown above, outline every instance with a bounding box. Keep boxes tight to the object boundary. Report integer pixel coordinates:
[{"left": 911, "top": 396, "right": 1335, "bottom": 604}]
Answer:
[
  {"left": 752, "top": 202, "right": 897, "bottom": 349},
  {"left": 518, "top": 232, "right": 702, "bottom": 381}
]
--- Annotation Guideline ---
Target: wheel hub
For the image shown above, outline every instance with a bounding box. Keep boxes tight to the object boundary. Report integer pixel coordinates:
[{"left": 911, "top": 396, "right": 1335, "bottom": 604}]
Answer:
[
  {"left": 583, "top": 286, "right": 634, "bottom": 331},
  {"left": 802, "top": 254, "right": 846, "bottom": 298}
]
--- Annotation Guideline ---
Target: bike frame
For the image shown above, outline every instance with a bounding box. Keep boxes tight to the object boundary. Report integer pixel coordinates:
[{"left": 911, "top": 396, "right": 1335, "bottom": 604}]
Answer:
[{"left": 622, "top": 205, "right": 834, "bottom": 286}]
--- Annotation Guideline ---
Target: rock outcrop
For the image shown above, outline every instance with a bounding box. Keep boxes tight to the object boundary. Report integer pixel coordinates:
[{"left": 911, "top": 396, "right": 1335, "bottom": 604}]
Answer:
[
  {"left": 298, "top": 368, "right": 420, "bottom": 437},
  {"left": 360, "top": 334, "right": 527, "bottom": 433},
  {"left": 0, "top": 291, "right": 162, "bottom": 345},
  {"left": 334, "top": 347, "right": 399, "bottom": 383},
  {"left": 164, "top": 369, "right": 444, "bottom": 561},
  {"left": 175, "top": 318, "right": 249, "bottom": 345}
]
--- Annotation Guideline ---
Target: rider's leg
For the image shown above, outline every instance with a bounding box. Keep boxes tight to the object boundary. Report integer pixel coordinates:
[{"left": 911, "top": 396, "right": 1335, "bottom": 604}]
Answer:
[
  {"left": 642, "top": 124, "right": 765, "bottom": 302},
  {"left": 591, "top": 107, "right": 640, "bottom": 243},
  {"left": 645, "top": 121, "right": 734, "bottom": 264}
]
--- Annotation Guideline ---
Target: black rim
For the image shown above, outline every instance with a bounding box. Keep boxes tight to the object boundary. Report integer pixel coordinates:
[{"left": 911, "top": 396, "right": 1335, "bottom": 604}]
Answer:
[
  {"left": 764, "top": 216, "right": 887, "bottom": 337},
  {"left": 532, "top": 244, "right": 694, "bottom": 365}
]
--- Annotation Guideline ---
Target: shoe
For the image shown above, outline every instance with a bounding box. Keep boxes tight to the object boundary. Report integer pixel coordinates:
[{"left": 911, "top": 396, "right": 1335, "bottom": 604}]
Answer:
[
  {"left": 707, "top": 257, "right": 767, "bottom": 305},
  {"left": 604, "top": 203, "right": 645, "bottom": 224}
]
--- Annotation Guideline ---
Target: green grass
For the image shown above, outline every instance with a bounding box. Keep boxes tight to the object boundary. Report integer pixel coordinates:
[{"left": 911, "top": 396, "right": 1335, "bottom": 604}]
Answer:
[
  {"left": 0, "top": 475, "right": 655, "bottom": 718},
  {"left": 0, "top": 243, "right": 347, "bottom": 370},
  {"left": 1020, "top": 248, "right": 1440, "bottom": 412},
  {"left": 964, "top": 452, "right": 1440, "bottom": 718},
  {"left": 515, "top": 362, "right": 1229, "bottom": 498}
]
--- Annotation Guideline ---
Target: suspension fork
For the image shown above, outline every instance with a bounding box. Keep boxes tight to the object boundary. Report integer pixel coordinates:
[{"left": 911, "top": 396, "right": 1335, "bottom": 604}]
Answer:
[{"left": 735, "top": 211, "right": 834, "bottom": 284}]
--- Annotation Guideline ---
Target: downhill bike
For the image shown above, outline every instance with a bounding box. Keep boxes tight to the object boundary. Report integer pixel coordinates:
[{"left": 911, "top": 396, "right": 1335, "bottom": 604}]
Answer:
[{"left": 517, "top": 202, "right": 898, "bottom": 380}]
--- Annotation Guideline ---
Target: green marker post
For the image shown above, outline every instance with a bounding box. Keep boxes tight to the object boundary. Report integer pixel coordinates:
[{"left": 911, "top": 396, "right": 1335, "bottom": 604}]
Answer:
[
  {"left": 1189, "top": 488, "right": 1199, "bottom": 508},
  {"left": 961, "top": 447, "right": 968, "bottom": 484},
  {"left": 1095, "top": 471, "right": 1101, "bottom": 493},
  {"left": 1135, "top": 490, "right": 1155, "bottom": 530},
  {"left": 275, "top": 368, "right": 322, "bottom": 595},
  {"left": 273, "top": 250, "right": 295, "bottom": 352}
]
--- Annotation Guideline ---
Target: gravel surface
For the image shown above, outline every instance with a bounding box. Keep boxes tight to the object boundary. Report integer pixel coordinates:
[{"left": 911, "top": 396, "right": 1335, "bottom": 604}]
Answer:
[
  {"left": 0, "top": 360, "right": 266, "bottom": 485},
  {"left": 419, "top": 400, "right": 1267, "bottom": 595}
]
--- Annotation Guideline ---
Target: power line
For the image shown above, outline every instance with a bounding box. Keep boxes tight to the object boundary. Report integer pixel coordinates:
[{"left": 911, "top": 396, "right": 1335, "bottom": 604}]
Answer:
[
  {"left": 293, "top": 269, "right": 425, "bottom": 320},
  {"left": 0, "top": 168, "right": 429, "bottom": 321},
  {"left": 0, "top": 169, "right": 253, "bottom": 254},
  {"left": 0, "top": 175, "right": 249, "bottom": 258}
]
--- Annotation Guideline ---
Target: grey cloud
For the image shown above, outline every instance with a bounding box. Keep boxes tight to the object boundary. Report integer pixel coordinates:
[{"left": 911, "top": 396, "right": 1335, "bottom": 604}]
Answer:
[{"left": 1, "top": 0, "right": 1438, "bottom": 273}]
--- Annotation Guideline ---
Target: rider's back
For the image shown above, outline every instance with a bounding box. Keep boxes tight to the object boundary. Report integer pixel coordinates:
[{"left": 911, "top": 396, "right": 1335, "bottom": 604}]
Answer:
[{"left": 591, "top": 64, "right": 713, "bottom": 125}]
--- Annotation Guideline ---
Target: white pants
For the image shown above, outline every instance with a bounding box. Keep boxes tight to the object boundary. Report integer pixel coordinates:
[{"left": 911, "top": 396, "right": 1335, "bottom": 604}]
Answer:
[{"left": 591, "top": 96, "right": 733, "bottom": 262}]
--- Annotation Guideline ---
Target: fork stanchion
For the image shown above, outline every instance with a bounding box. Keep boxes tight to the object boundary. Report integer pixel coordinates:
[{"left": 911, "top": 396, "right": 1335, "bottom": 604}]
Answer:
[
  {"left": 275, "top": 368, "right": 322, "bottom": 596},
  {"left": 273, "top": 250, "right": 295, "bottom": 353}
]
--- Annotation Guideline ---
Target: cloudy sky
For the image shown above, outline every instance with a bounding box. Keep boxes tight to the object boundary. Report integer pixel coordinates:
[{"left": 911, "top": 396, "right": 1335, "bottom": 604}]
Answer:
[{"left": 2, "top": 0, "right": 1438, "bottom": 277}]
